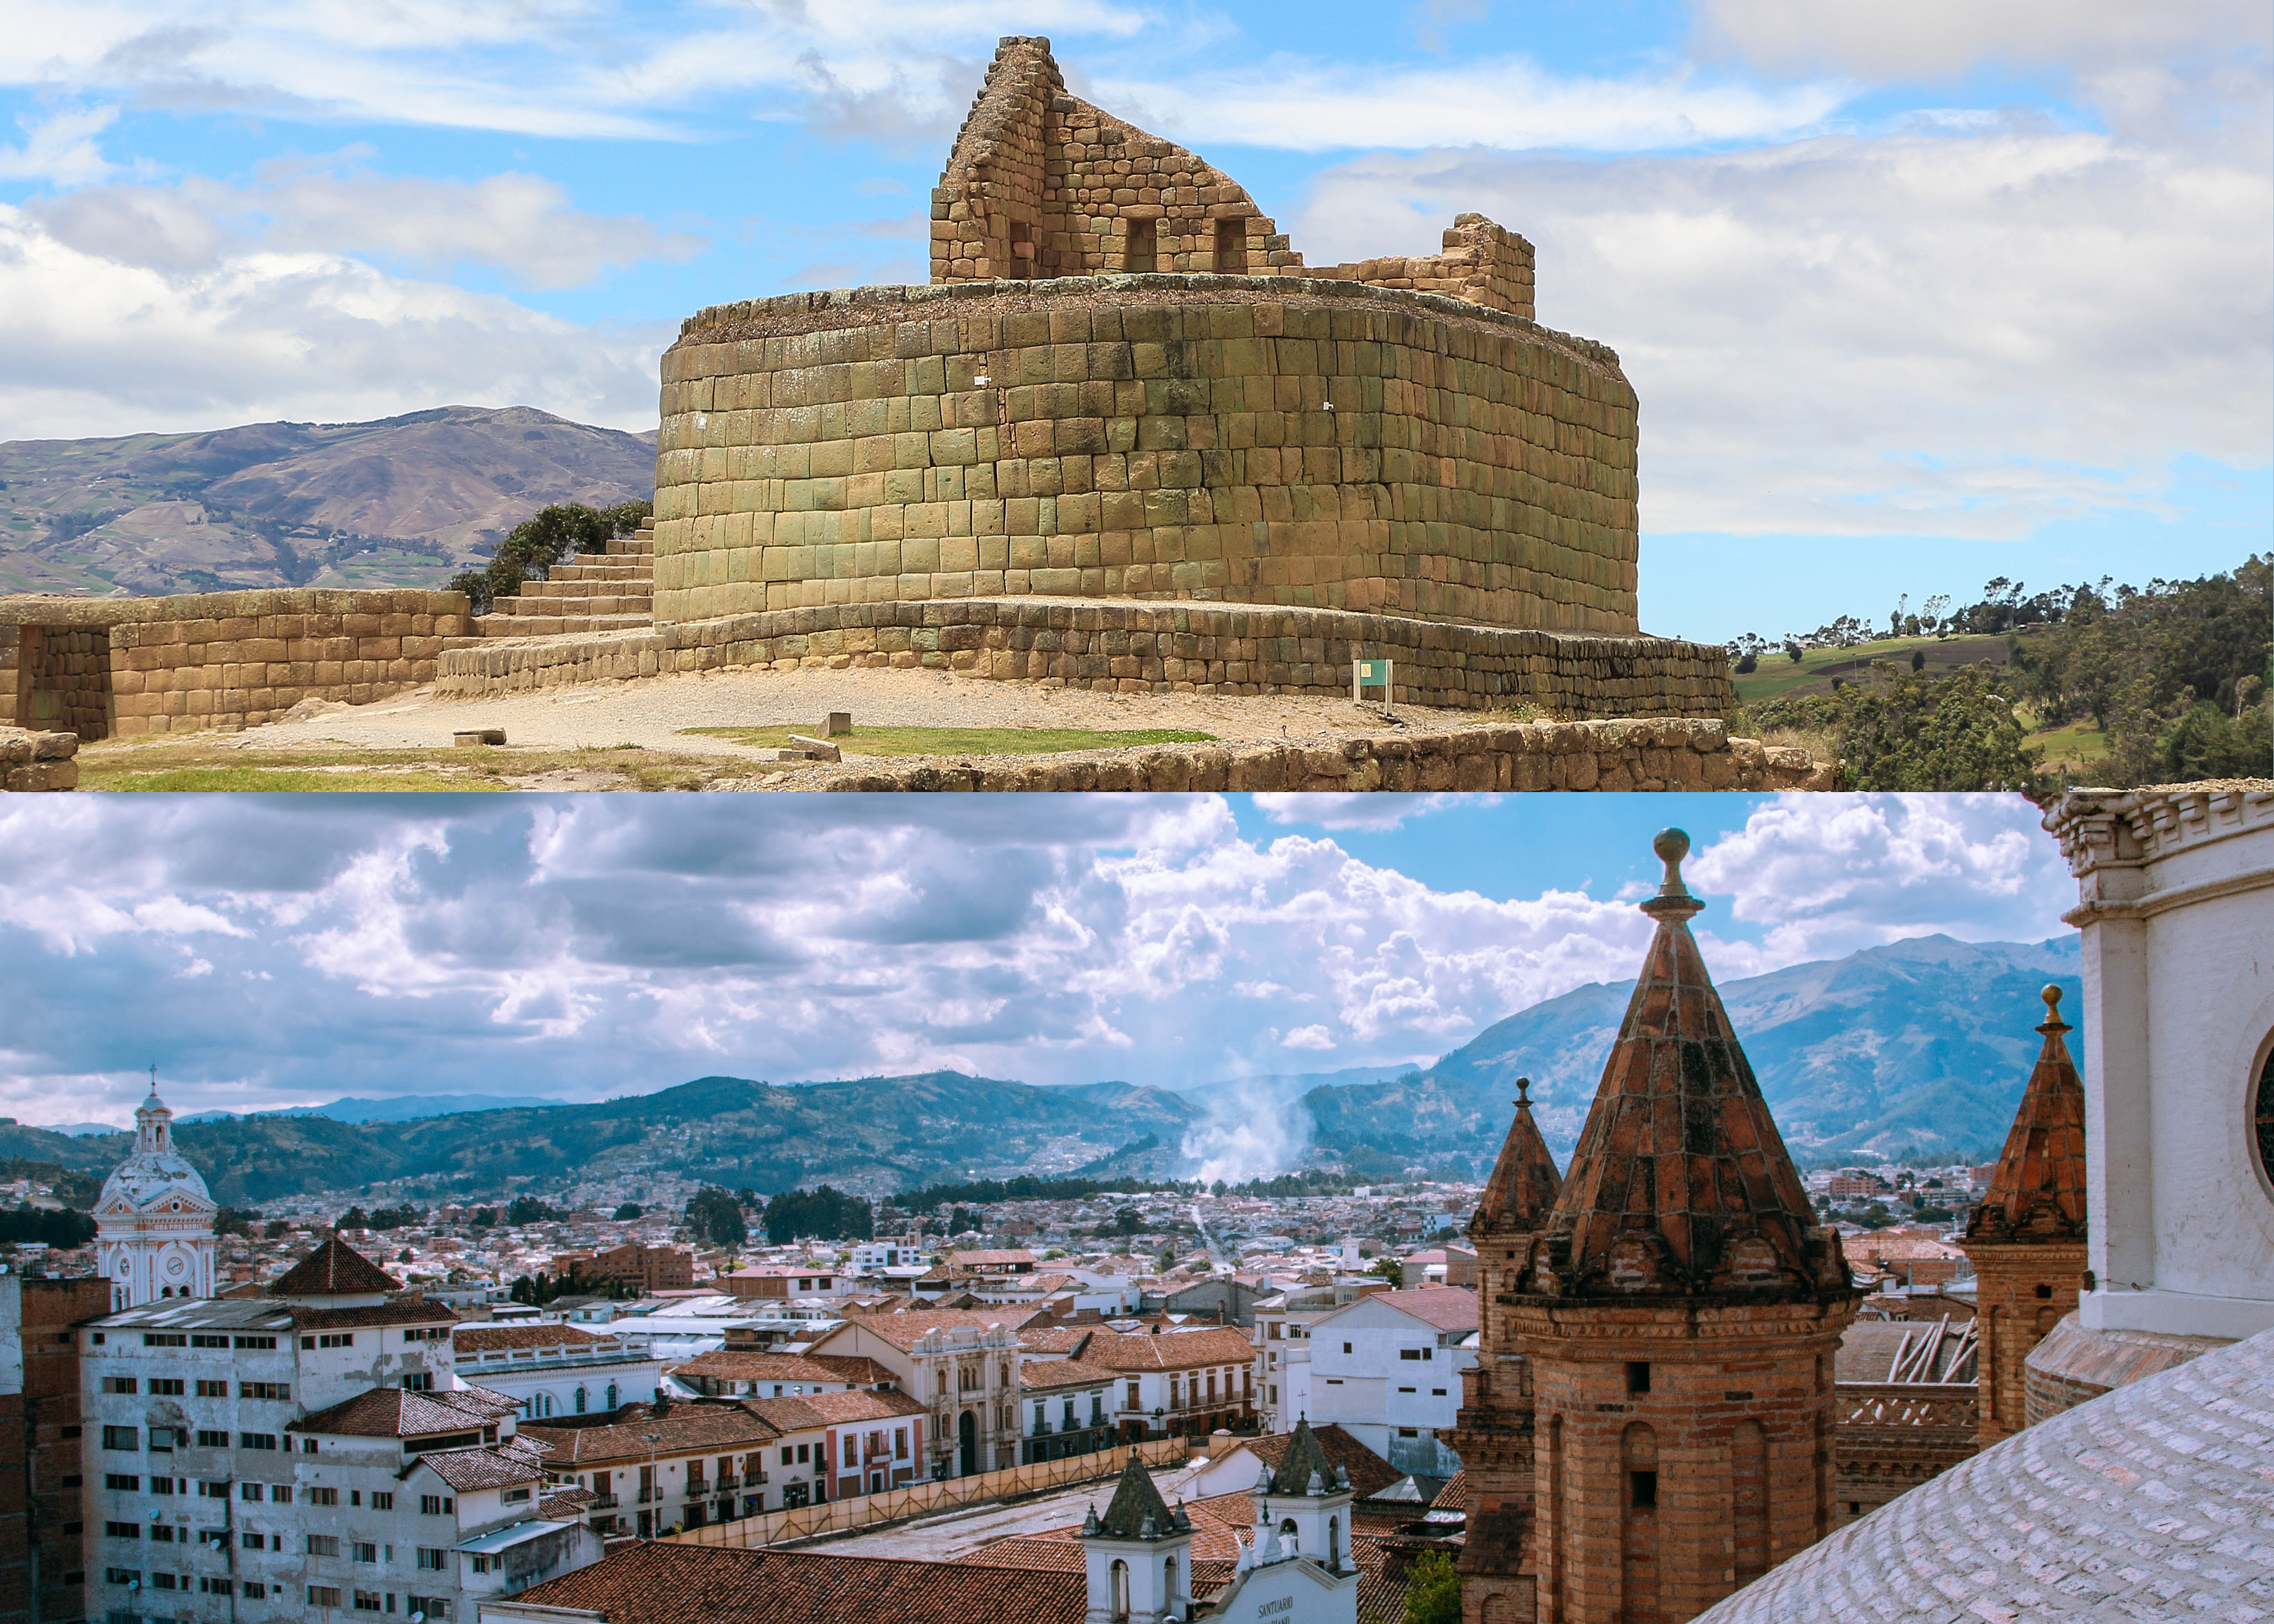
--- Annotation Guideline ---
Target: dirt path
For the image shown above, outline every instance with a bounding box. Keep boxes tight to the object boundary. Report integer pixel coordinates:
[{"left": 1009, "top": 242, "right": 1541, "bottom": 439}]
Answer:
[{"left": 227, "top": 667, "right": 1476, "bottom": 759}]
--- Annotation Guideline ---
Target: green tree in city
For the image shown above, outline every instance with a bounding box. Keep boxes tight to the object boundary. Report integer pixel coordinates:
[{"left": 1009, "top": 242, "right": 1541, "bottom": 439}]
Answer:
[
  {"left": 1400, "top": 1550, "right": 1462, "bottom": 1624},
  {"left": 684, "top": 1186, "right": 748, "bottom": 1248}
]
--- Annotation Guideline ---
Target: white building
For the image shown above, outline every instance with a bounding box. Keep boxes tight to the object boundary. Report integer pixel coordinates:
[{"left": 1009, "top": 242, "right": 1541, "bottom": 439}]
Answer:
[
  {"left": 2042, "top": 788, "right": 2274, "bottom": 1344},
  {"left": 81, "top": 1236, "right": 601, "bottom": 1623},
  {"left": 450, "top": 1325, "right": 667, "bottom": 1422},
  {"left": 1297, "top": 1287, "right": 1478, "bottom": 1477},
  {"left": 95, "top": 1087, "right": 217, "bottom": 1310},
  {"left": 1253, "top": 1288, "right": 1341, "bottom": 1435}
]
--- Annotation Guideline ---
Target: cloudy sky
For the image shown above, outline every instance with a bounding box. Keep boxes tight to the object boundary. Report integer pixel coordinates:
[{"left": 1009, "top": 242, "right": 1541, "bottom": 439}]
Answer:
[
  {"left": 0, "top": 792, "right": 2076, "bottom": 1129},
  {"left": 2, "top": 1, "right": 2265, "bottom": 643}
]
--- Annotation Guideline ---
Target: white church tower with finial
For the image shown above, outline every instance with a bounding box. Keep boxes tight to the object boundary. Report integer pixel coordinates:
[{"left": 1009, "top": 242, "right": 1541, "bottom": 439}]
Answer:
[{"left": 95, "top": 1073, "right": 217, "bottom": 1309}]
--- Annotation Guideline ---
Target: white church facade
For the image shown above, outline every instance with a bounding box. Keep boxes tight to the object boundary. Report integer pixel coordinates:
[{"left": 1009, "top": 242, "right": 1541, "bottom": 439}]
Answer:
[{"left": 94, "top": 1082, "right": 218, "bottom": 1309}]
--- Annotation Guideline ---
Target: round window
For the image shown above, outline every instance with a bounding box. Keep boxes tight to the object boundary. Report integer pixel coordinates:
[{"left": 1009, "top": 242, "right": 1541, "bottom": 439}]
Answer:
[{"left": 2254, "top": 1036, "right": 2274, "bottom": 1200}]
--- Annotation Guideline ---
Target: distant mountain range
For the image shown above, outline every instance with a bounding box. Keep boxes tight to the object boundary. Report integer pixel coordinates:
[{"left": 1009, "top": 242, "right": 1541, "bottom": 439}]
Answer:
[
  {"left": 0, "top": 405, "right": 654, "bottom": 597},
  {"left": 0, "top": 936, "right": 2080, "bottom": 1204},
  {"left": 175, "top": 1094, "right": 564, "bottom": 1127}
]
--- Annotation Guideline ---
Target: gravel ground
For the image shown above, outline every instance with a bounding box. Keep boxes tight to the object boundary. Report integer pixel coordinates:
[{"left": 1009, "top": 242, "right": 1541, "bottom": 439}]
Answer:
[{"left": 223, "top": 667, "right": 1476, "bottom": 759}]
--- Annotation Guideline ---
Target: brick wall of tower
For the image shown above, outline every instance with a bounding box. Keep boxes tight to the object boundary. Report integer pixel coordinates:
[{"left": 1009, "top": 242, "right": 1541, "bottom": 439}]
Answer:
[
  {"left": 1965, "top": 1241, "right": 2086, "bottom": 1448},
  {"left": 0, "top": 1277, "right": 112, "bottom": 1624},
  {"left": 1518, "top": 1308, "right": 1849, "bottom": 1624}
]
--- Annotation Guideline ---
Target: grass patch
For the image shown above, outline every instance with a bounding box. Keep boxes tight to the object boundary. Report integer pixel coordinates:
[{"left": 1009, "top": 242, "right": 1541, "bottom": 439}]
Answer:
[
  {"left": 2024, "top": 719, "right": 2111, "bottom": 773},
  {"left": 76, "top": 740, "right": 755, "bottom": 793},
  {"left": 102, "top": 766, "right": 505, "bottom": 793},
  {"left": 677, "top": 724, "right": 1216, "bottom": 757}
]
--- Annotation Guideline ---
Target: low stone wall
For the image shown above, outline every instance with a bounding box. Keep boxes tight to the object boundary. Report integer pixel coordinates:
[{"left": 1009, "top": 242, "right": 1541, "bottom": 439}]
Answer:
[
  {"left": 0, "top": 726, "right": 79, "bottom": 791},
  {"left": 438, "top": 598, "right": 1731, "bottom": 716},
  {"left": 789, "top": 721, "right": 1831, "bottom": 793},
  {"left": 0, "top": 589, "right": 474, "bottom": 739}
]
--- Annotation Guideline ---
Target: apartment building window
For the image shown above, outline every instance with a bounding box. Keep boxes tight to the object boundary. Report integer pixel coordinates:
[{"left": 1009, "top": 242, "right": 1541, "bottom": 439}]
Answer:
[
  {"left": 105, "top": 1474, "right": 139, "bottom": 1492},
  {"left": 1127, "top": 1383, "right": 1141, "bottom": 1409},
  {"left": 240, "top": 1433, "right": 277, "bottom": 1450},
  {"left": 417, "top": 1550, "right": 448, "bottom": 1571},
  {"left": 309, "top": 1586, "right": 343, "bottom": 1607},
  {"left": 468, "top": 1555, "right": 496, "bottom": 1575},
  {"left": 150, "top": 1378, "right": 186, "bottom": 1395},
  {"left": 242, "top": 1532, "right": 264, "bottom": 1550},
  {"left": 405, "top": 1596, "right": 449, "bottom": 1620},
  {"left": 372, "top": 1493, "right": 394, "bottom": 1511},
  {"left": 105, "top": 1522, "right": 140, "bottom": 1539},
  {"left": 105, "top": 1570, "right": 141, "bottom": 1585},
  {"left": 353, "top": 1543, "right": 378, "bottom": 1564},
  {"left": 142, "top": 1333, "right": 186, "bottom": 1348},
  {"left": 103, "top": 1377, "right": 138, "bottom": 1395},
  {"left": 353, "top": 1591, "right": 382, "bottom": 1611},
  {"left": 197, "top": 1430, "right": 229, "bottom": 1448},
  {"left": 895, "top": 1427, "right": 909, "bottom": 1459},
  {"left": 198, "top": 1480, "right": 230, "bottom": 1498},
  {"left": 419, "top": 1496, "right": 454, "bottom": 1516},
  {"left": 241, "top": 1383, "right": 290, "bottom": 1400},
  {"left": 244, "top": 1583, "right": 269, "bottom": 1600},
  {"left": 308, "top": 1535, "right": 340, "bottom": 1556},
  {"left": 307, "top": 1488, "right": 339, "bottom": 1507},
  {"left": 234, "top": 1336, "right": 277, "bottom": 1350},
  {"left": 401, "top": 1374, "right": 434, "bottom": 1392},
  {"left": 199, "top": 1577, "right": 234, "bottom": 1595},
  {"left": 271, "top": 1486, "right": 294, "bottom": 1504},
  {"left": 502, "top": 1487, "right": 531, "bottom": 1505},
  {"left": 1400, "top": 1348, "right": 1428, "bottom": 1361},
  {"left": 102, "top": 1427, "right": 137, "bottom": 1451},
  {"left": 191, "top": 1335, "right": 229, "bottom": 1349}
]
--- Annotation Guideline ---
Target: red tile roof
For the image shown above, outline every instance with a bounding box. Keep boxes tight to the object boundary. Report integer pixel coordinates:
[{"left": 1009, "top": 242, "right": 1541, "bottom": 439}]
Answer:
[
  {"left": 1017, "top": 1325, "right": 1095, "bottom": 1356},
  {"left": 1082, "top": 1327, "right": 1256, "bottom": 1372},
  {"left": 1964, "top": 986, "right": 2089, "bottom": 1244},
  {"left": 793, "top": 1387, "right": 929, "bottom": 1425},
  {"left": 522, "top": 1405, "right": 786, "bottom": 1466},
  {"left": 814, "top": 1307, "right": 1029, "bottom": 1351},
  {"left": 455, "top": 1324, "right": 607, "bottom": 1354},
  {"left": 1226, "top": 1425, "right": 1401, "bottom": 1500},
  {"left": 670, "top": 1351, "right": 895, "bottom": 1387},
  {"left": 1372, "top": 1287, "right": 1480, "bottom": 1334},
  {"left": 512, "top": 1538, "right": 1086, "bottom": 1624},
  {"left": 416, "top": 1444, "right": 546, "bottom": 1492},
  {"left": 269, "top": 1236, "right": 401, "bottom": 1298},
  {"left": 1018, "top": 1357, "right": 1118, "bottom": 1393},
  {"left": 290, "top": 1385, "right": 516, "bottom": 1439}
]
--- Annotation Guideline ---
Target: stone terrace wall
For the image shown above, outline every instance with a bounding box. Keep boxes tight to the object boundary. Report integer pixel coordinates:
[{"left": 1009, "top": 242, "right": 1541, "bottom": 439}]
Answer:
[
  {"left": 0, "top": 589, "right": 473, "bottom": 739},
  {"left": 787, "top": 721, "right": 1831, "bottom": 794},
  {"left": 439, "top": 598, "right": 1731, "bottom": 716},
  {"left": 0, "top": 726, "right": 79, "bottom": 790},
  {"left": 656, "top": 276, "right": 1639, "bottom": 635}
]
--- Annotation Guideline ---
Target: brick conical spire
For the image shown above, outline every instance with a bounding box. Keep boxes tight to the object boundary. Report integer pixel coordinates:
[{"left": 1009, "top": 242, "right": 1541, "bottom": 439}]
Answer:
[
  {"left": 1964, "top": 985, "right": 2088, "bottom": 1244},
  {"left": 1470, "top": 1078, "right": 1563, "bottom": 1241},
  {"left": 1535, "top": 829, "right": 1847, "bottom": 1298}
]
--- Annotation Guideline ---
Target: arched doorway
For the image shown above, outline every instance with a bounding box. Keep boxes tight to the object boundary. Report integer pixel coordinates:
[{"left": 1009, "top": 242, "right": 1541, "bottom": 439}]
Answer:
[{"left": 958, "top": 1409, "right": 978, "bottom": 1477}]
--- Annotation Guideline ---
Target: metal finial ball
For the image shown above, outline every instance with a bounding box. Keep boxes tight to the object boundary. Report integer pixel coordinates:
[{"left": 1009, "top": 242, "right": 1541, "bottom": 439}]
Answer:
[
  {"left": 2041, "top": 984, "right": 2062, "bottom": 1013},
  {"left": 1653, "top": 828, "right": 1691, "bottom": 868},
  {"left": 1515, "top": 1076, "right": 1532, "bottom": 1108}
]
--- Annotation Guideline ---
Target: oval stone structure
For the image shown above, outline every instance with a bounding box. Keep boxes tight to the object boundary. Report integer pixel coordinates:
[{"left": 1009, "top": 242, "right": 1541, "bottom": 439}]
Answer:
[{"left": 653, "top": 275, "right": 1640, "bottom": 636}]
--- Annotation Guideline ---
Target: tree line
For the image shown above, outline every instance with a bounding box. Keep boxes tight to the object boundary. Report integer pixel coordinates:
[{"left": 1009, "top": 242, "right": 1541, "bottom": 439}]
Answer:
[
  {"left": 1738, "top": 557, "right": 2269, "bottom": 789},
  {"left": 449, "top": 501, "right": 652, "bottom": 613}
]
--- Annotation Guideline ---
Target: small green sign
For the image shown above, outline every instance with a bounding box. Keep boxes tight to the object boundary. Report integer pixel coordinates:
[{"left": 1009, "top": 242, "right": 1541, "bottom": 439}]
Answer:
[{"left": 1354, "top": 660, "right": 1390, "bottom": 683}]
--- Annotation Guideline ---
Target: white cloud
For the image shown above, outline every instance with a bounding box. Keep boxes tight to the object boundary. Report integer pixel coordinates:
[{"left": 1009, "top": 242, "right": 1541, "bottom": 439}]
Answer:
[
  {"left": 0, "top": 104, "right": 119, "bottom": 185},
  {"left": 30, "top": 157, "right": 705, "bottom": 290},
  {"left": 0, "top": 200, "right": 667, "bottom": 439},
  {"left": 1095, "top": 56, "right": 1851, "bottom": 154},
  {"left": 1252, "top": 793, "right": 1483, "bottom": 831},
  {"left": 1691, "top": 0, "right": 2271, "bottom": 81},
  {"left": 0, "top": 796, "right": 2078, "bottom": 1124},
  {"left": 1293, "top": 101, "right": 2271, "bottom": 539}
]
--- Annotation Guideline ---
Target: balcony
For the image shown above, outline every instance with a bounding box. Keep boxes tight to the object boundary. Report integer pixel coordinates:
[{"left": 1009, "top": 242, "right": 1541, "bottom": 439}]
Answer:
[
  {"left": 587, "top": 1494, "right": 619, "bottom": 1510},
  {"left": 713, "top": 1475, "right": 740, "bottom": 1492},
  {"left": 682, "top": 1483, "right": 709, "bottom": 1499},
  {"left": 635, "top": 1488, "right": 656, "bottom": 1504}
]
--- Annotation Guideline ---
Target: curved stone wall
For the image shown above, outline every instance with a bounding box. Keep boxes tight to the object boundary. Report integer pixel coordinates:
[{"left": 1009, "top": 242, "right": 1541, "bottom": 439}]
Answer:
[{"left": 653, "top": 276, "right": 1640, "bottom": 635}]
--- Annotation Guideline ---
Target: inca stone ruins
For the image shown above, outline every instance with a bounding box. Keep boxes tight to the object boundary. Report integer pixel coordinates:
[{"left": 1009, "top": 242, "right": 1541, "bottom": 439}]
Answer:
[{"left": 2, "top": 33, "right": 1736, "bottom": 741}]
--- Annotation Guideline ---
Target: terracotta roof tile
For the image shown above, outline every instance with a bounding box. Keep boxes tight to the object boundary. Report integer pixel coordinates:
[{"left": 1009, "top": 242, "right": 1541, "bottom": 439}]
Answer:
[
  {"left": 814, "top": 1307, "right": 1026, "bottom": 1351},
  {"left": 1094, "top": 1449, "right": 1177, "bottom": 1538},
  {"left": 670, "top": 1351, "right": 895, "bottom": 1387},
  {"left": 512, "top": 1538, "right": 1086, "bottom": 1624},
  {"left": 1470, "top": 1088, "right": 1563, "bottom": 1238},
  {"left": 1081, "top": 1327, "right": 1255, "bottom": 1372},
  {"left": 455, "top": 1324, "right": 606, "bottom": 1354},
  {"left": 1373, "top": 1287, "right": 1480, "bottom": 1334},
  {"left": 1018, "top": 1357, "right": 1117, "bottom": 1392},
  {"left": 416, "top": 1445, "right": 545, "bottom": 1492},
  {"left": 1963, "top": 986, "right": 2090, "bottom": 1244},
  {"left": 792, "top": 1387, "right": 928, "bottom": 1425},
  {"left": 1016, "top": 1325, "right": 1095, "bottom": 1356},
  {"left": 1231, "top": 1426, "right": 1401, "bottom": 1500},
  {"left": 290, "top": 1385, "right": 515, "bottom": 1439},
  {"left": 521, "top": 1404, "right": 786, "bottom": 1466},
  {"left": 1537, "top": 834, "right": 1851, "bottom": 1301},
  {"left": 294, "top": 1302, "right": 458, "bottom": 1329},
  {"left": 269, "top": 1236, "right": 401, "bottom": 1298}
]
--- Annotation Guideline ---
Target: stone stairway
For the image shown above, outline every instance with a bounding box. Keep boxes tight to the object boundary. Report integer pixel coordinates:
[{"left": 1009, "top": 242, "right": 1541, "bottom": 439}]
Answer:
[{"left": 475, "top": 521, "right": 654, "bottom": 638}]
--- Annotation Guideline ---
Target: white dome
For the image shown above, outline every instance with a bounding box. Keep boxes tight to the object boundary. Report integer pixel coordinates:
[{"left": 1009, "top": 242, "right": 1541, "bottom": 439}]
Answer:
[{"left": 97, "top": 1090, "right": 214, "bottom": 1216}]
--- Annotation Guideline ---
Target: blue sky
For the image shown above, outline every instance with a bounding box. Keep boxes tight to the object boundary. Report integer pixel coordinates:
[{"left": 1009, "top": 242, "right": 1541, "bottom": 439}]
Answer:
[
  {"left": 0, "top": 791, "right": 2075, "bottom": 1126},
  {"left": 2, "top": 0, "right": 2265, "bottom": 642}
]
